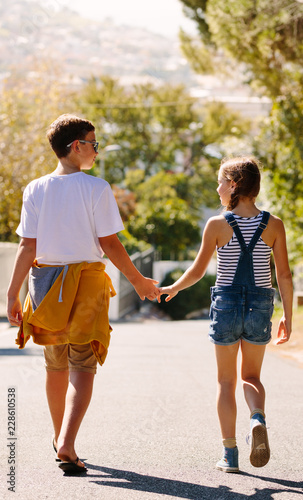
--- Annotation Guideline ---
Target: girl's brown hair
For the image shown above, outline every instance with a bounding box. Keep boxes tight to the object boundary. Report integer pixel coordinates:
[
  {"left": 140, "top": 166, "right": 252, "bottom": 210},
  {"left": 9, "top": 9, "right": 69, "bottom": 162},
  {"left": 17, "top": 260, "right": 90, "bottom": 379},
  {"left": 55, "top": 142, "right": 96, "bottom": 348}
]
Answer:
[{"left": 220, "top": 156, "right": 261, "bottom": 211}]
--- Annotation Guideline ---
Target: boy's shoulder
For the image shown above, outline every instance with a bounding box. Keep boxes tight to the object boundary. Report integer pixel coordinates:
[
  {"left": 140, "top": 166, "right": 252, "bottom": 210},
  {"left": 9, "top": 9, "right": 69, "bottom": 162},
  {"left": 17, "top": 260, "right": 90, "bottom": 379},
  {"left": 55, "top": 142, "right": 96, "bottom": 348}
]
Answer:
[
  {"left": 25, "top": 173, "right": 52, "bottom": 192},
  {"left": 26, "top": 172, "right": 109, "bottom": 191}
]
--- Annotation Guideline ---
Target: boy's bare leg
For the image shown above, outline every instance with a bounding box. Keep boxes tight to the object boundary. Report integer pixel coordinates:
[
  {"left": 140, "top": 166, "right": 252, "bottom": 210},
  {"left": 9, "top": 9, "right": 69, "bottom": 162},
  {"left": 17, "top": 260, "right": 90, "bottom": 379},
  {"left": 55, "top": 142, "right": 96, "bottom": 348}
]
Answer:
[
  {"left": 46, "top": 370, "right": 69, "bottom": 446},
  {"left": 56, "top": 371, "right": 95, "bottom": 465}
]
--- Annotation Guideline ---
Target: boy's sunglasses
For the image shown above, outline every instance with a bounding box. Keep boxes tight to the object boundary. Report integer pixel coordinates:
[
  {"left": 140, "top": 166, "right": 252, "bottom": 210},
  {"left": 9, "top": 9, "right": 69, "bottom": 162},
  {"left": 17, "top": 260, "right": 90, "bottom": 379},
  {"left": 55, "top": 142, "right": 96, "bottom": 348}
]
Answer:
[{"left": 66, "top": 140, "right": 99, "bottom": 153}]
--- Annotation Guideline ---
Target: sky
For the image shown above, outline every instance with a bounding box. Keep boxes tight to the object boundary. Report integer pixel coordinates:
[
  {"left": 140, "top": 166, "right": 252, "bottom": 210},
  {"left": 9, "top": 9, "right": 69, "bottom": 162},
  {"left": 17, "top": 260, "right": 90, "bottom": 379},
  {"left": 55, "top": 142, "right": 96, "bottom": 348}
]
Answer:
[{"left": 58, "top": 0, "right": 197, "bottom": 37}]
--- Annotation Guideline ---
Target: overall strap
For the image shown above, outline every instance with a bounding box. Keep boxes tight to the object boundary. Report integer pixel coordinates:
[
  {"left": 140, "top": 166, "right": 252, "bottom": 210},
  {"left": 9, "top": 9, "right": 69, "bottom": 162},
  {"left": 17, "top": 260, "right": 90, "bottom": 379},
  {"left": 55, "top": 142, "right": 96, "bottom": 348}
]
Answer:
[
  {"left": 223, "top": 212, "right": 247, "bottom": 251},
  {"left": 224, "top": 211, "right": 270, "bottom": 253},
  {"left": 247, "top": 211, "right": 270, "bottom": 252}
]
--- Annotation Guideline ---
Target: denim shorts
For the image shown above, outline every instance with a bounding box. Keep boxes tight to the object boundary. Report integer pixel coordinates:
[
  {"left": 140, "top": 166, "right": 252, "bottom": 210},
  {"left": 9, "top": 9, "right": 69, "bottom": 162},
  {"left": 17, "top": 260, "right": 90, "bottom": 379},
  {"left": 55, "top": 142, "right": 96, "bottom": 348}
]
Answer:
[{"left": 208, "top": 285, "right": 275, "bottom": 346}]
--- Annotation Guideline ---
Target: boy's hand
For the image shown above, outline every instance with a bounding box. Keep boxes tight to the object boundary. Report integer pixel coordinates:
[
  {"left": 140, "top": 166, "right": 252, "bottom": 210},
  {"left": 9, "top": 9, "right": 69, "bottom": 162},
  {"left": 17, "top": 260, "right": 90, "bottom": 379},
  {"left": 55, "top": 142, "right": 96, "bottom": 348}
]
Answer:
[
  {"left": 134, "top": 277, "right": 160, "bottom": 301},
  {"left": 7, "top": 297, "right": 23, "bottom": 327},
  {"left": 158, "top": 286, "right": 178, "bottom": 302},
  {"left": 273, "top": 316, "right": 291, "bottom": 345}
]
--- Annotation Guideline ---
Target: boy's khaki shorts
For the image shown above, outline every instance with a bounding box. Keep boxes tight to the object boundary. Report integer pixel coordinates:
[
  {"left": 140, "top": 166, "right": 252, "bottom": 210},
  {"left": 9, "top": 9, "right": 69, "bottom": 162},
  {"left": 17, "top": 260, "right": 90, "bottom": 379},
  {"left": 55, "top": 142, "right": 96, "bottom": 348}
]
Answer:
[{"left": 44, "top": 343, "right": 97, "bottom": 374}]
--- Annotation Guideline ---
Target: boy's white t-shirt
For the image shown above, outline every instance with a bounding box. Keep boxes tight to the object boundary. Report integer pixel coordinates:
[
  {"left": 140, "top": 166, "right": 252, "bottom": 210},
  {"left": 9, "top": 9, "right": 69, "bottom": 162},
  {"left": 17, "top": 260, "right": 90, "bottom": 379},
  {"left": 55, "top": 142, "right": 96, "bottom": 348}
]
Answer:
[{"left": 17, "top": 172, "right": 124, "bottom": 264}]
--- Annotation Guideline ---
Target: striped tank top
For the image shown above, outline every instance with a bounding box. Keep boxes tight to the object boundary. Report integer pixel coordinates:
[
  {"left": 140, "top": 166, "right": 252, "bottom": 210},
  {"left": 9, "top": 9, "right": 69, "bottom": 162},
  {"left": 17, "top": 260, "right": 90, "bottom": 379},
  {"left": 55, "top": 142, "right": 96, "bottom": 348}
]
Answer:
[{"left": 216, "top": 212, "right": 272, "bottom": 288}]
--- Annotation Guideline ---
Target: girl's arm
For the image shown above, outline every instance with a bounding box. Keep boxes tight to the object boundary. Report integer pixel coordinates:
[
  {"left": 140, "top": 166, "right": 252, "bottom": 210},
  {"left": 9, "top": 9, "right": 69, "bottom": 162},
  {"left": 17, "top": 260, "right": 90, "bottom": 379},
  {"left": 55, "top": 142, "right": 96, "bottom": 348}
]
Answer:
[
  {"left": 160, "top": 218, "right": 219, "bottom": 301},
  {"left": 271, "top": 218, "right": 293, "bottom": 344}
]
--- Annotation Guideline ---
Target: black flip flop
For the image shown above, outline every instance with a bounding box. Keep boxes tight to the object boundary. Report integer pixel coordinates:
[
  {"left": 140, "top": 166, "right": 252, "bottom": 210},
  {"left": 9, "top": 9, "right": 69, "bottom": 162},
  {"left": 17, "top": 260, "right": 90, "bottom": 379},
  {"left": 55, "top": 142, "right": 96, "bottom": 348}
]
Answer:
[
  {"left": 52, "top": 438, "right": 61, "bottom": 462},
  {"left": 59, "top": 457, "right": 87, "bottom": 474}
]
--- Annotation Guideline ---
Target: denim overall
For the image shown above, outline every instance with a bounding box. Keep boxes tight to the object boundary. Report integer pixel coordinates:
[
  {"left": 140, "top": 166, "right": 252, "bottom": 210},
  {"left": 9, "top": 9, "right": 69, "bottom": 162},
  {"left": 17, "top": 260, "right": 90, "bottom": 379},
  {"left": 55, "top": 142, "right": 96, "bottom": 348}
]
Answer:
[{"left": 209, "top": 211, "right": 275, "bottom": 345}]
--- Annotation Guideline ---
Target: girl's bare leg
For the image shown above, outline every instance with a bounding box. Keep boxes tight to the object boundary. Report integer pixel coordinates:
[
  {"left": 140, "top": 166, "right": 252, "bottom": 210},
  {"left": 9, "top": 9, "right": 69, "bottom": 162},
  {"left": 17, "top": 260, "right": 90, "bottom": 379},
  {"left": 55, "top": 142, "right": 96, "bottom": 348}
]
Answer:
[{"left": 215, "top": 343, "right": 240, "bottom": 439}]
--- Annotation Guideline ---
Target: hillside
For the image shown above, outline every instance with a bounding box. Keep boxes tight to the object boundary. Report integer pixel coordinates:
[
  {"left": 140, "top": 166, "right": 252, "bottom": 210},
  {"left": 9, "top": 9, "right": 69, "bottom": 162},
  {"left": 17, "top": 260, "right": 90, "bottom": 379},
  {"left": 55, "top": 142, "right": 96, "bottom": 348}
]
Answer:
[{"left": 0, "top": 0, "right": 196, "bottom": 86}]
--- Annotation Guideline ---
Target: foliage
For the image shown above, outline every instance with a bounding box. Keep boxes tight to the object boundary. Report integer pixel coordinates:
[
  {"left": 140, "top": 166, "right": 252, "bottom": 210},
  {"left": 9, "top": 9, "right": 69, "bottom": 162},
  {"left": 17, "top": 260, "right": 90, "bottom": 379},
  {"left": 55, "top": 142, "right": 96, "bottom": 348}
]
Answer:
[
  {"left": 118, "top": 229, "right": 151, "bottom": 255},
  {"left": 76, "top": 75, "right": 250, "bottom": 257},
  {"left": 179, "top": 0, "right": 303, "bottom": 97},
  {"left": 0, "top": 63, "right": 76, "bottom": 242},
  {"left": 0, "top": 67, "right": 249, "bottom": 255},
  {"left": 111, "top": 185, "right": 136, "bottom": 222},
  {"left": 126, "top": 171, "right": 201, "bottom": 259},
  {"left": 76, "top": 76, "right": 197, "bottom": 183},
  {"left": 77, "top": 75, "right": 249, "bottom": 184},
  {"left": 255, "top": 98, "right": 303, "bottom": 261},
  {"left": 157, "top": 268, "right": 216, "bottom": 320},
  {"left": 179, "top": 0, "right": 303, "bottom": 264}
]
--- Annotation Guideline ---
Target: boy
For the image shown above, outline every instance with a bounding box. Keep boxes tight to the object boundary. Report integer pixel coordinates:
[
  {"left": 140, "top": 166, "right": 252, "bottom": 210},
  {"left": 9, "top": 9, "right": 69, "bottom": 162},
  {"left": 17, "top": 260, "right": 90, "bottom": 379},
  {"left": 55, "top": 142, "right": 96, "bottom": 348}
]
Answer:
[{"left": 6, "top": 114, "right": 160, "bottom": 473}]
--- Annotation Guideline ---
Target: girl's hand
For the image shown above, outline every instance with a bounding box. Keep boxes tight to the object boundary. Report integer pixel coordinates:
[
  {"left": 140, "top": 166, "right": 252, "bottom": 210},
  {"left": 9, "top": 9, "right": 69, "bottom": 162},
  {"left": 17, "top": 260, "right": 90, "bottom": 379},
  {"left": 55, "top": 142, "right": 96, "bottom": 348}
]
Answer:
[
  {"left": 158, "top": 286, "right": 178, "bottom": 302},
  {"left": 273, "top": 316, "right": 291, "bottom": 345}
]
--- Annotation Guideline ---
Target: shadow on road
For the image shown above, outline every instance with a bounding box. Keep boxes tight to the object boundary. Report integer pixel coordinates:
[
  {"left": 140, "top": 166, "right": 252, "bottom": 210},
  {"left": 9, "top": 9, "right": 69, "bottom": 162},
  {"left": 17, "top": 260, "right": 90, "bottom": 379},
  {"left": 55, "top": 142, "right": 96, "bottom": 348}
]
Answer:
[
  {"left": 85, "top": 463, "right": 303, "bottom": 499},
  {"left": 241, "top": 471, "right": 303, "bottom": 491},
  {"left": 0, "top": 348, "right": 42, "bottom": 356}
]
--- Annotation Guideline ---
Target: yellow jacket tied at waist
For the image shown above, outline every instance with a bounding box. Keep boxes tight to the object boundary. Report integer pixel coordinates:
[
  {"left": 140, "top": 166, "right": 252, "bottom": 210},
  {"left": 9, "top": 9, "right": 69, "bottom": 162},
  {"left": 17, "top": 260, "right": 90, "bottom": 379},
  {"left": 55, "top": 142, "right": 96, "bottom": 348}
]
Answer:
[{"left": 16, "top": 261, "right": 116, "bottom": 366}]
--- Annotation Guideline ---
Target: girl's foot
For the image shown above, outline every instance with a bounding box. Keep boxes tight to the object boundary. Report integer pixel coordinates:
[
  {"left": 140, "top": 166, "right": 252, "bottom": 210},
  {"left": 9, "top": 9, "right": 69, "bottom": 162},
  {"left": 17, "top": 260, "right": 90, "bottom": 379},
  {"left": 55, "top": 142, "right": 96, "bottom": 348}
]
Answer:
[
  {"left": 216, "top": 446, "right": 239, "bottom": 473},
  {"left": 249, "top": 415, "right": 270, "bottom": 467}
]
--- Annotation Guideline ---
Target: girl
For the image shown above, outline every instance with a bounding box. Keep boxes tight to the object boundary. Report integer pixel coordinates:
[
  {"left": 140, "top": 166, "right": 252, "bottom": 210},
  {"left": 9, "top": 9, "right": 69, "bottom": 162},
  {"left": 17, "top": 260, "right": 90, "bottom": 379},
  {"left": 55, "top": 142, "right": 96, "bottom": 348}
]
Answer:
[{"left": 159, "top": 156, "right": 293, "bottom": 472}]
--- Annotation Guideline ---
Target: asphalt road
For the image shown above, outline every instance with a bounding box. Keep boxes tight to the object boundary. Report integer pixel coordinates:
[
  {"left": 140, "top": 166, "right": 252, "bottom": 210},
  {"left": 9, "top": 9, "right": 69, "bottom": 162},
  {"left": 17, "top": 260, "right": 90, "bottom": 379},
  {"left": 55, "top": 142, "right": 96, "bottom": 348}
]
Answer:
[{"left": 0, "top": 314, "right": 302, "bottom": 500}]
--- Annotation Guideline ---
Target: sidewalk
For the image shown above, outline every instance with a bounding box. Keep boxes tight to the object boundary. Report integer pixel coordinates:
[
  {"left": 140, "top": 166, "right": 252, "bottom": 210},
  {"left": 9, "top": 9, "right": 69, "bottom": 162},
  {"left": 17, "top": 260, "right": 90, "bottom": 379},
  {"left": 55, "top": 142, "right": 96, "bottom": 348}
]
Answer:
[{"left": 0, "top": 314, "right": 302, "bottom": 500}]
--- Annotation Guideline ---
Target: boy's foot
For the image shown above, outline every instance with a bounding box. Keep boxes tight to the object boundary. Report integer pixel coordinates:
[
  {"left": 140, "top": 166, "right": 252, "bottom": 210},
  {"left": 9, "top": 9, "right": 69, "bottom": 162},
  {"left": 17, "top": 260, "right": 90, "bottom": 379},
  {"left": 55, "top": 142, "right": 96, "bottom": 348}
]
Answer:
[
  {"left": 57, "top": 443, "right": 86, "bottom": 470},
  {"left": 52, "top": 437, "right": 61, "bottom": 462},
  {"left": 216, "top": 446, "right": 239, "bottom": 473},
  {"left": 59, "top": 457, "right": 87, "bottom": 474},
  {"left": 248, "top": 414, "right": 270, "bottom": 467}
]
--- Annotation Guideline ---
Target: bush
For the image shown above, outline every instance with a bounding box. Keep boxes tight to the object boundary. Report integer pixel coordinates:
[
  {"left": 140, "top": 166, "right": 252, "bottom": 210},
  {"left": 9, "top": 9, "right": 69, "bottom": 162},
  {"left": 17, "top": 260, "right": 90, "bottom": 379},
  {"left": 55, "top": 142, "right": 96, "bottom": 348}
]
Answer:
[
  {"left": 157, "top": 268, "right": 216, "bottom": 320},
  {"left": 118, "top": 229, "right": 151, "bottom": 255}
]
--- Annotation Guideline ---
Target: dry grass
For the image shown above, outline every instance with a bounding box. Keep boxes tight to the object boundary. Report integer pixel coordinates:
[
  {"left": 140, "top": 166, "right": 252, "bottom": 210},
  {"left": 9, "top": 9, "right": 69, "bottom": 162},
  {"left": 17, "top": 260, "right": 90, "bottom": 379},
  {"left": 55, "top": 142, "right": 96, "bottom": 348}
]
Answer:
[{"left": 268, "top": 306, "right": 303, "bottom": 368}]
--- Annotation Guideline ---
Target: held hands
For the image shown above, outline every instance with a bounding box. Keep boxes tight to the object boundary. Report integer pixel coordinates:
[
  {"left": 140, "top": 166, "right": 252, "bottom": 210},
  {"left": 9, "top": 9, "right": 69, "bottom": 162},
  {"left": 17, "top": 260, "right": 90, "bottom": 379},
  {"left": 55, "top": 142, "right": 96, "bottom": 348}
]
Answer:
[
  {"left": 134, "top": 277, "right": 161, "bottom": 301},
  {"left": 273, "top": 316, "right": 291, "bottom": 345},
  {"left": 158, "top": 286, "right": 178, "bottom": 303}
]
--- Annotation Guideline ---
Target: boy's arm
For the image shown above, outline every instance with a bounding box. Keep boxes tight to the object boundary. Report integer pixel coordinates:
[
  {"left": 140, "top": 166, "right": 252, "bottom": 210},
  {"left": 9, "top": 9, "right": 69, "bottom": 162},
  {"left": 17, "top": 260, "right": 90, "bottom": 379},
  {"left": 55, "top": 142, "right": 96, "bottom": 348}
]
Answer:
[
  {"left": 99, "top": 234, "right": 160, "bottom": 301},
  {"left": 272, "top": 219, "right": 293, "bottom": 345},
  {"left": 7, "top": 238, "right": 36, "bottom": 326}
]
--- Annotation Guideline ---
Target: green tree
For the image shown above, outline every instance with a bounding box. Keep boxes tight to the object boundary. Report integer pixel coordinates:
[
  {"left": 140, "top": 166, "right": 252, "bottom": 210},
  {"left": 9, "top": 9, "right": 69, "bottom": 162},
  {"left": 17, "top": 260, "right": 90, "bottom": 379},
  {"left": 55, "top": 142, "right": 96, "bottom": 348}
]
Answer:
[
  {"left": 179, "top": 0, "right": 303, "bottom": 261},
  {"left": 126, "top": 171, "right": 202, "bottom": 259},
  {"left": 0, "top": 64, "right": 76, "bottom": 242},
  {"left": 77, "top": 76, "right": 250, "bottom": 257},
  {"left": 0, "top": 67, "right": 250, "bottom": 253},
  {"left": 77, "top": 76, "right": 198, "bottom": 183},
  {"left": 77, "top": 75, "right": 249, "bottom": 183},
  {"left": 179, "top": 0, "right": 303, "bottom": 96},
  {"left": 255, "top": 98, "right": 303, "bottom": 261}
]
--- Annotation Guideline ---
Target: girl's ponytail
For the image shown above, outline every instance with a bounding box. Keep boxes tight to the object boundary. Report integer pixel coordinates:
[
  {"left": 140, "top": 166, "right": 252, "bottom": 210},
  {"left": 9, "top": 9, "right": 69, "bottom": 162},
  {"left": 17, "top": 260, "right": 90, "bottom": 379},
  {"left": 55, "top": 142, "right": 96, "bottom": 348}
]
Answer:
[{"left": 220, "top": 156, "right": 261, "bottom": 210}]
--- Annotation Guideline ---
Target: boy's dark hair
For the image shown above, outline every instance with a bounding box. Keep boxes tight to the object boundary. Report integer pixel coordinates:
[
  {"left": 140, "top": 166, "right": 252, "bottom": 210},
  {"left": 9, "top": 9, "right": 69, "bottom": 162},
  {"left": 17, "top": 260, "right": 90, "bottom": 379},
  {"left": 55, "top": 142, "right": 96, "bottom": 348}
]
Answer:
[
  {"left": 46, "top": 114, "right": 95, "bottom": 158},
  {"left": 220, "top": 156, "right": 261, "bottom": 211}
]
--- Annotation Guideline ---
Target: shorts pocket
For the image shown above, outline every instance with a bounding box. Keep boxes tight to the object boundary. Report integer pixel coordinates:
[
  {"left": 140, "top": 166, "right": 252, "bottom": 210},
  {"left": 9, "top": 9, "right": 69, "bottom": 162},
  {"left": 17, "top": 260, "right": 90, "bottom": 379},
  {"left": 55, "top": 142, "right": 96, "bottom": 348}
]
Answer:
[
  {"left": 245, "top": 299, "right": 274, "bottom": 339},
  {"left": 209, "top": 302, "right": 237, "bottom": 338}
]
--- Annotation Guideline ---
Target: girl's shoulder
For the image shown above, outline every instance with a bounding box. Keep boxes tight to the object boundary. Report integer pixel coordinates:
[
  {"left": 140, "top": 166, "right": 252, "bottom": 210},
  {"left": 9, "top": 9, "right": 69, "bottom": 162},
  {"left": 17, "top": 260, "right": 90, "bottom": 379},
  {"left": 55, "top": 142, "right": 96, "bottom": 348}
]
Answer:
[
  {"left": 268, "top": 213, "right": 285, "bottom": 230},
  {"left": 204, "top": 215, "right": 234, "bottom": 248},
  {"left": 206, "top": 214, "right": 228, "bottom": 228},
  {"left": 263, "top": 213, "right": 285, "bottom": 247},
  {"left": 205, "top": 214, "right": 232, "bottom": 234}
]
